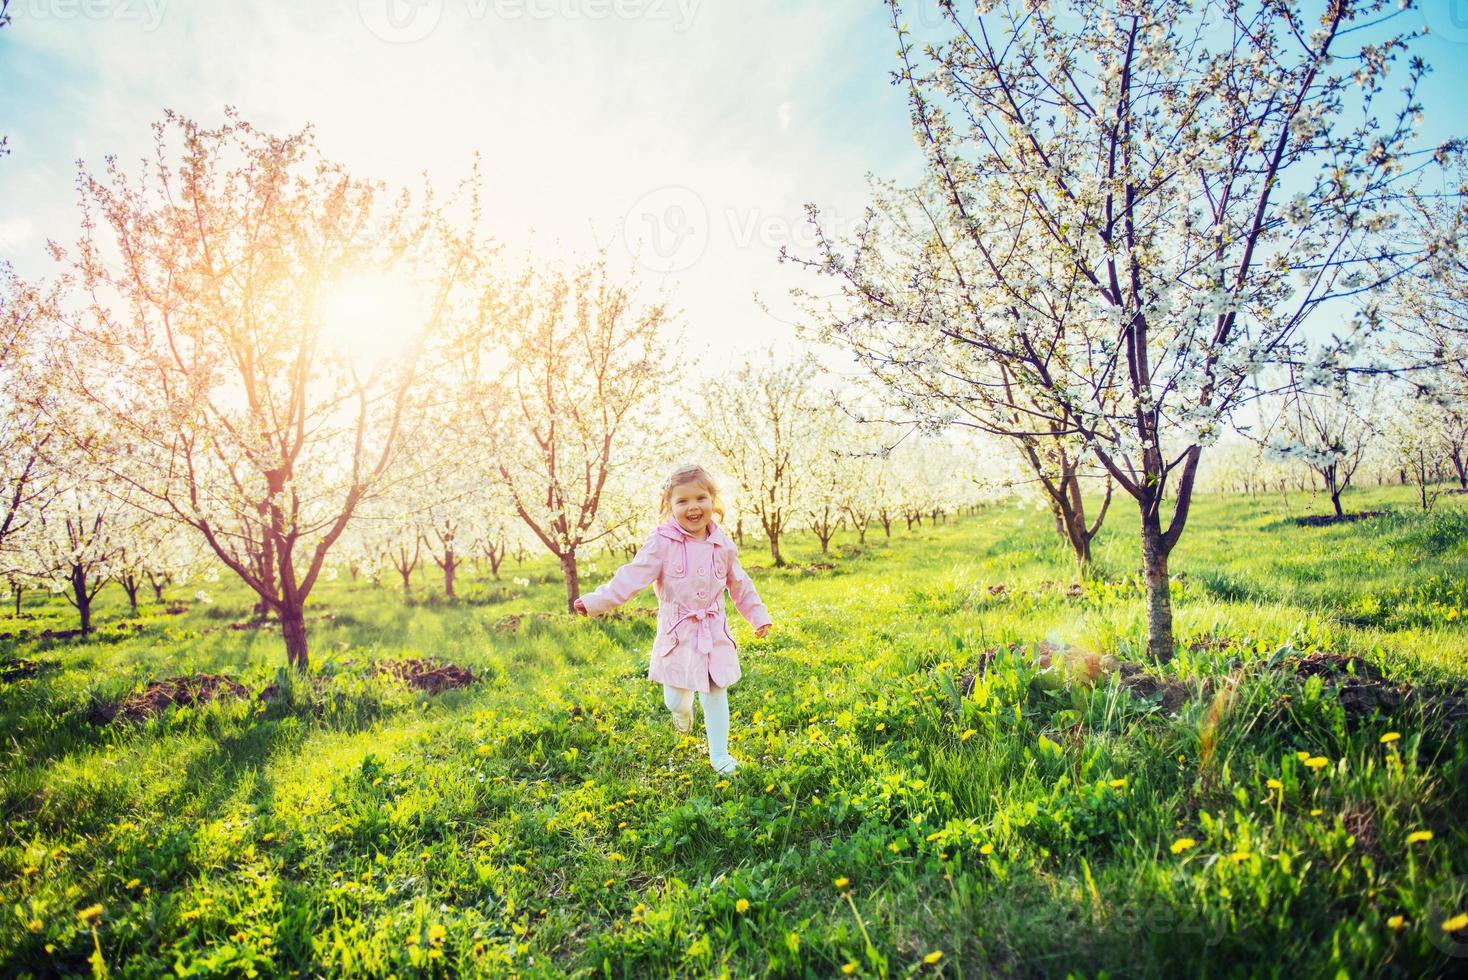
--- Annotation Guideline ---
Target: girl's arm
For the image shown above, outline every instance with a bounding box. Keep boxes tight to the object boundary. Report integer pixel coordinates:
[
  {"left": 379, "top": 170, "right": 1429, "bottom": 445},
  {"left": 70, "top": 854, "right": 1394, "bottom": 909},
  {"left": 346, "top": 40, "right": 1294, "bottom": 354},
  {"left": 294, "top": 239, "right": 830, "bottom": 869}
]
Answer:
[
  {"left": 726, "top": 547, "right": 773, "bottom": 631},
  {"left": 578, "top": 535, "right": 662, "bottom": 616}
]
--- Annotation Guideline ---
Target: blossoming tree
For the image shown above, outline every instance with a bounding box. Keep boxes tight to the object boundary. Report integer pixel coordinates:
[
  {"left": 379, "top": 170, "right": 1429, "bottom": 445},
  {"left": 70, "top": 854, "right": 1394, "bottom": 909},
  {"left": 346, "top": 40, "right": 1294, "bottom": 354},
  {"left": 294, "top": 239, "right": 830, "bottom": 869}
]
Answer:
[
  {"left": 53, "top": 110, "right": 473, "bottom": 669},
  {"left": 793, "top": 0, "right": 1458, "bottom": 660},
  {"left": 455, "top": 249, "right": 671, "bottom": 612}
]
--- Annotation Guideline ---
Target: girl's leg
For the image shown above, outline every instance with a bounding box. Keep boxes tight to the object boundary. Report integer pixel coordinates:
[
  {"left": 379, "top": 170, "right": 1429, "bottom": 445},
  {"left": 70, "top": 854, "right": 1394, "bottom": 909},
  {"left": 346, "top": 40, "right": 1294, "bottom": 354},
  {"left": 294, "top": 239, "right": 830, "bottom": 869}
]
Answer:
[
  {"left": 699, "top": 685, "right": 736, "bottom": 773},
  {"left": 663, "top": 685, "right": 695, "bottom": 734}
]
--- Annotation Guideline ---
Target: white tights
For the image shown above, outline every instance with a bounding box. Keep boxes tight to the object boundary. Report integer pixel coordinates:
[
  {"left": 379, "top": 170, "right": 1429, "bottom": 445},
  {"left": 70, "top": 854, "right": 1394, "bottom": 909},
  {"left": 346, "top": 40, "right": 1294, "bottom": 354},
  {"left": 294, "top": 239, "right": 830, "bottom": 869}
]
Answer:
[{"left": 663, "top": 683, "right": 735, "bottom": 772}]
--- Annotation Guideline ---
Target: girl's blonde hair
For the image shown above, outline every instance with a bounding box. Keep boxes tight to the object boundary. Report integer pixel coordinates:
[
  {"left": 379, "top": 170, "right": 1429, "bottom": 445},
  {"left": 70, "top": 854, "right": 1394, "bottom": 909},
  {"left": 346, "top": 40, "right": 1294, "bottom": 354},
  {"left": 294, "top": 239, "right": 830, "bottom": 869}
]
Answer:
[{"left": 659, "top": 464, "right": 726, "bottom": 522}]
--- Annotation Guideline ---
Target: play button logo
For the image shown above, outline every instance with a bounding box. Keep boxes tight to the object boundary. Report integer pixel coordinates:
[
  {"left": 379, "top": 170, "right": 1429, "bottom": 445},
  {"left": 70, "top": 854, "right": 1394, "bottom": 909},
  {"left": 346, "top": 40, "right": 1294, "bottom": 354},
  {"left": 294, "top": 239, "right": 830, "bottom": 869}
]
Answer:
[{"left": 358, "top": 0, "right": 444, "bottom": 44}]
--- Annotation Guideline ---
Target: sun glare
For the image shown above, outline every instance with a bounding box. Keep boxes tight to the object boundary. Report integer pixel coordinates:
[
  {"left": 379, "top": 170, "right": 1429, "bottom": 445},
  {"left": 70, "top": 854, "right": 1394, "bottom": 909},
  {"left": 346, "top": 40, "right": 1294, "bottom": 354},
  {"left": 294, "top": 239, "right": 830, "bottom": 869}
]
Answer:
[{"left": 318, "top": 274, "right": 425, "bottom": 366}]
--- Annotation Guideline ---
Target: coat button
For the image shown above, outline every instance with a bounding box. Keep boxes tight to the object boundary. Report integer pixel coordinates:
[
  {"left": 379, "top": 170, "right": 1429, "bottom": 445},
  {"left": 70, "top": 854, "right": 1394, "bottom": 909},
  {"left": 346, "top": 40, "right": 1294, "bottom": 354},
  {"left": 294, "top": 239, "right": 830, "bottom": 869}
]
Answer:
[
  {"left": 697, "top": 567, "right": 707, "bottom": 577},
  {"left": 695, "top": 589, "right": 707, "bottom": 600}
]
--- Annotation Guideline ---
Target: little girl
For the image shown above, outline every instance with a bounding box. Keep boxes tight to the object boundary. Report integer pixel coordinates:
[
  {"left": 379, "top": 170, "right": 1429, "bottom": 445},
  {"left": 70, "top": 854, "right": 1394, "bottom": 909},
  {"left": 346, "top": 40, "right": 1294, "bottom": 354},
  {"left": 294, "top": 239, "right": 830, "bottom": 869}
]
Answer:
[{"left": 573, "top": 464, "right": 772, "bottom": 774}]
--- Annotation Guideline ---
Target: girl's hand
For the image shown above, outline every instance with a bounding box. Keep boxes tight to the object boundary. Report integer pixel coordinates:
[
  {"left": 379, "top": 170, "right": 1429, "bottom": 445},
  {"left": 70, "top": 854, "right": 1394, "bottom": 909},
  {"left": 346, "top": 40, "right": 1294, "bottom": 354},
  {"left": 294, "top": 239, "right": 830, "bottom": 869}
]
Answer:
[
  {"left": 754, "top": 623, "right": 772, "bottom": 639},
  {"left": 573, "top": 598, "right": 589, "bottom": 616}
]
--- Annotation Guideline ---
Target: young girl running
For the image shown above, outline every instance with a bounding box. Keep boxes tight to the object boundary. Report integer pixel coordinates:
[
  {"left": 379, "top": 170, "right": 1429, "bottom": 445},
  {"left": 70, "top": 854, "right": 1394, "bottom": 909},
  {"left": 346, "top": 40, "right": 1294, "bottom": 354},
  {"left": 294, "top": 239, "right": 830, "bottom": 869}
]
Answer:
[{"left": 573, "top": 464, "right": 772, "bottom": 774}]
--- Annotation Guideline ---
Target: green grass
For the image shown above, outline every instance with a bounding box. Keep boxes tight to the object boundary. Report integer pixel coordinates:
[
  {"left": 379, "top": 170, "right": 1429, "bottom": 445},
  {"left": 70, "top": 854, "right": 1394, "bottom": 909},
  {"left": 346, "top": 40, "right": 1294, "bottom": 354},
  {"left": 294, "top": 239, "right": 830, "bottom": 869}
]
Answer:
[{"left": 2, "top": 485, "right": 1467, "bottom": 977}]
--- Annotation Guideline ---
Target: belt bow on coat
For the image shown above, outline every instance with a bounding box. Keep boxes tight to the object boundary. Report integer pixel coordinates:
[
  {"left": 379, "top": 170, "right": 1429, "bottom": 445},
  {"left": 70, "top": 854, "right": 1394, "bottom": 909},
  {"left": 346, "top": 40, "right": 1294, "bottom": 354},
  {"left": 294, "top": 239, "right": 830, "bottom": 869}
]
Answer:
[{"left": 664, "top": 600, "right": 723, "bottom": 656}]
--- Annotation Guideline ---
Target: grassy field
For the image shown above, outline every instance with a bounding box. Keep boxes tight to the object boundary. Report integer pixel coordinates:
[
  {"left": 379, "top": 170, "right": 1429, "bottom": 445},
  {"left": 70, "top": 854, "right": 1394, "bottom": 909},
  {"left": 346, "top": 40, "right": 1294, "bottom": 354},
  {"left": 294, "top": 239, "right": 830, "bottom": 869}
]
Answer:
[{"left": 2, "top": 484, "right": 1467, "bottom": 978}]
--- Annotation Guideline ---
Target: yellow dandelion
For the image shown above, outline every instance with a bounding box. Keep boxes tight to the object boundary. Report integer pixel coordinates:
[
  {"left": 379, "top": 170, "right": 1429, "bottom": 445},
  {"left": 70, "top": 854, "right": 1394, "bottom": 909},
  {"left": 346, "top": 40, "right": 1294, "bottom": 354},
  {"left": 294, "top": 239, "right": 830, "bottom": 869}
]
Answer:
[
  {"left": 924, "top": 950, "right": 944, "bottom": 965},
  {"left": 1296, "top": 751, "right": 1311, "bottom": 762},
  {"left": 1442, "top": 913, "right": 1468, "bottom": 932},
  {"left": 842, "top": 963, "right": 858, "bottom": 975},
  {"left": 1387, "top": 914, "right": 1406, "bottom": 930},
  {"left": 834, "top": 877, "right": 850, "bottom": 889},
  {"left": 1229, "top": 851, "right": 1252, "bottom": 863},
  {"left": 960, "top": 729, "right": 977, "bottom": 742},
  {"left": 427, "top": 923, "right": 447, "bottom": 943},
  {"left": 1406, "top": 830, "right": 1434, "bottom": 844},
  {"left": 875, "top": 723, "right": 886, "bottom": 732},
  {"left": 1266, "top": 778, "right": 1283, "bottom": 790},
  {"left": 736, "top": 898, "right": 750, "bottom": 914},
  {"left": 1379, "top": 732, "right": 1401, "bottom": 744},
  {"left": 979, "top": 843, "right": 994, "bottom": 856},
  {"left": 1310, "top": 808, "right": 1323, "bottom": 816},
  {"left": 1109, "top": 778, "right": 1126, "bottom": 789},
  {"left": 1305, "top": 756, "right": 1328, "bottom": 770},
  {"left": 77, "top": 904, "right": 103, "bottom": 925},
  {"left": 1170, "top": 838, "right": 1197, "bottom": 854}
]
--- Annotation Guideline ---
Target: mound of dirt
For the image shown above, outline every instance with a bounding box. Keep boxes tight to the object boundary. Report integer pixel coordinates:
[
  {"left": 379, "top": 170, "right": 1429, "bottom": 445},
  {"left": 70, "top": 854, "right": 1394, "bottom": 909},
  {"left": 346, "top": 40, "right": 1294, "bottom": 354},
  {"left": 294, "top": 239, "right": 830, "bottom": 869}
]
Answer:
[
  {"left": 93, "top": 674, "right": 251, "bottom": 724},
  {"left": 1283, "top": 651, "right": 1468, "bottom": 726},
  {"left": 370, "top": 658, "right": 477, "bottom": 694},
  {"left": 1, "top": 657, "right": 41, "bottom": 681},
  {"left": 1292, "top": 511, "right": 1387, "bottom": 527},
  {"left": 961, "top": 643, "right": 1192, "bottom": 714},
  {"left": 1114, "top": 662, "right": 1193, "bottom": 715}
]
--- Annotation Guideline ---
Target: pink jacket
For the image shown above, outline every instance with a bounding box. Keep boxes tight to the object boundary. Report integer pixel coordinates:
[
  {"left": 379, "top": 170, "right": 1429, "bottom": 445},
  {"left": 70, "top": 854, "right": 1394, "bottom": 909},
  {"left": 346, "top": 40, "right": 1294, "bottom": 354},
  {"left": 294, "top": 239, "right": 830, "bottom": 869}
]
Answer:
[{"left": 579, "top": 519, "right": 771, "bottom": 692}]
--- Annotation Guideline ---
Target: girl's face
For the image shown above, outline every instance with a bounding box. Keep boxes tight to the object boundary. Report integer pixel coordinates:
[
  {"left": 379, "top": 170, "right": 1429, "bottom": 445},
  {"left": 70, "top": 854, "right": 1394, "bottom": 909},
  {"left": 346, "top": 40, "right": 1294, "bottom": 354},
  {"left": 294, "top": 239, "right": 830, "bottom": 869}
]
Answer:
[{"left": 669, "top": 481, "right": 713, "bottom": 538}]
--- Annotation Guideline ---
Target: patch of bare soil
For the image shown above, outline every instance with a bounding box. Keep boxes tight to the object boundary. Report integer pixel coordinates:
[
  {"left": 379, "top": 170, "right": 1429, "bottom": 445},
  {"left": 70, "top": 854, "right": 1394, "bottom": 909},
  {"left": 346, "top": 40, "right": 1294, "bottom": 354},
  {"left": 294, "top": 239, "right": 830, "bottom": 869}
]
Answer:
[
  {"left": 92, "top": 674, "right": 251, "bottom": 724},
  {"left": 370, "top": 658, "right": 477, "bottom": 694}
]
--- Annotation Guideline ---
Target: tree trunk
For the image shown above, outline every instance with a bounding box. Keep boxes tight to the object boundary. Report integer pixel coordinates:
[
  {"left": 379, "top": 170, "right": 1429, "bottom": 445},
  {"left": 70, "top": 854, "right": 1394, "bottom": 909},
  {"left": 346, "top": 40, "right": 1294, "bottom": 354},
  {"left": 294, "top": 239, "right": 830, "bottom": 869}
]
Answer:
[
  {"left": 12, "top": 583, "right": 22, "bottom": 618},
  {"left": 281, "top": 606, "right": 309, "bottom": 672},
  {"left": 769, "top": 531, "right": 783, "bottom": 567},
  {"left": 1330, "top": 489, "right": 1344, "bottom": 518},
  {"left": 1139, "top": 511, "right": 1174, "bottom": 664},
  {"left": 880, "top": 512, "right": 892, "bottom": 537},
  {"left": 71, "top": 564, "right": 92, "bottom": 636},
  {"left": 122, "top": 575, "right": 139, "bottom": 614},
  {"left": 442, "top": 548, "right": 457, "bottom": 598},
  {"left": 560, "top": 551, "right": 580, "bottom": 612},
  {"left": 148, "top": 573, "right": 166, "bottom": 603}
]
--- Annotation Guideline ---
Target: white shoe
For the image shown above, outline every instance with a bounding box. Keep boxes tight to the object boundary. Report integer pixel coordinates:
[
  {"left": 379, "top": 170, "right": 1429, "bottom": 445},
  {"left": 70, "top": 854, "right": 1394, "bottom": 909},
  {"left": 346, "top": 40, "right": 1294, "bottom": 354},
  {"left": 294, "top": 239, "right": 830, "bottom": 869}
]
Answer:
[
  {"left": 671, "top": 710, "right": 693, "bottom": 734},
  {"left": 711, "top": 754, "right": 739, "bottom": 775}
]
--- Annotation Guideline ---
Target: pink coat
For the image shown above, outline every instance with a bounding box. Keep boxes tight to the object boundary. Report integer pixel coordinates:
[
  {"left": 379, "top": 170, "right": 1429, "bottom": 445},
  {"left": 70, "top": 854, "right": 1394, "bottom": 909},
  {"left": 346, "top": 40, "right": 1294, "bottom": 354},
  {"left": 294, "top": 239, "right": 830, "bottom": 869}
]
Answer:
[{"left": 579, "top": 519, "right": 771, "bottom": 692}]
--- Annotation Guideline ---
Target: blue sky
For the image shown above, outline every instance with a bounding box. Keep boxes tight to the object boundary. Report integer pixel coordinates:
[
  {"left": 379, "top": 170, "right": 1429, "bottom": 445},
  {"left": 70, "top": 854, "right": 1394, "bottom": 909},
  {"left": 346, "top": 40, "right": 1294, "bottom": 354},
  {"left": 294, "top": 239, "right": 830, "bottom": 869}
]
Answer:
[{"left": 2, "top": 1, "right": 1466, "bottom": 359}]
